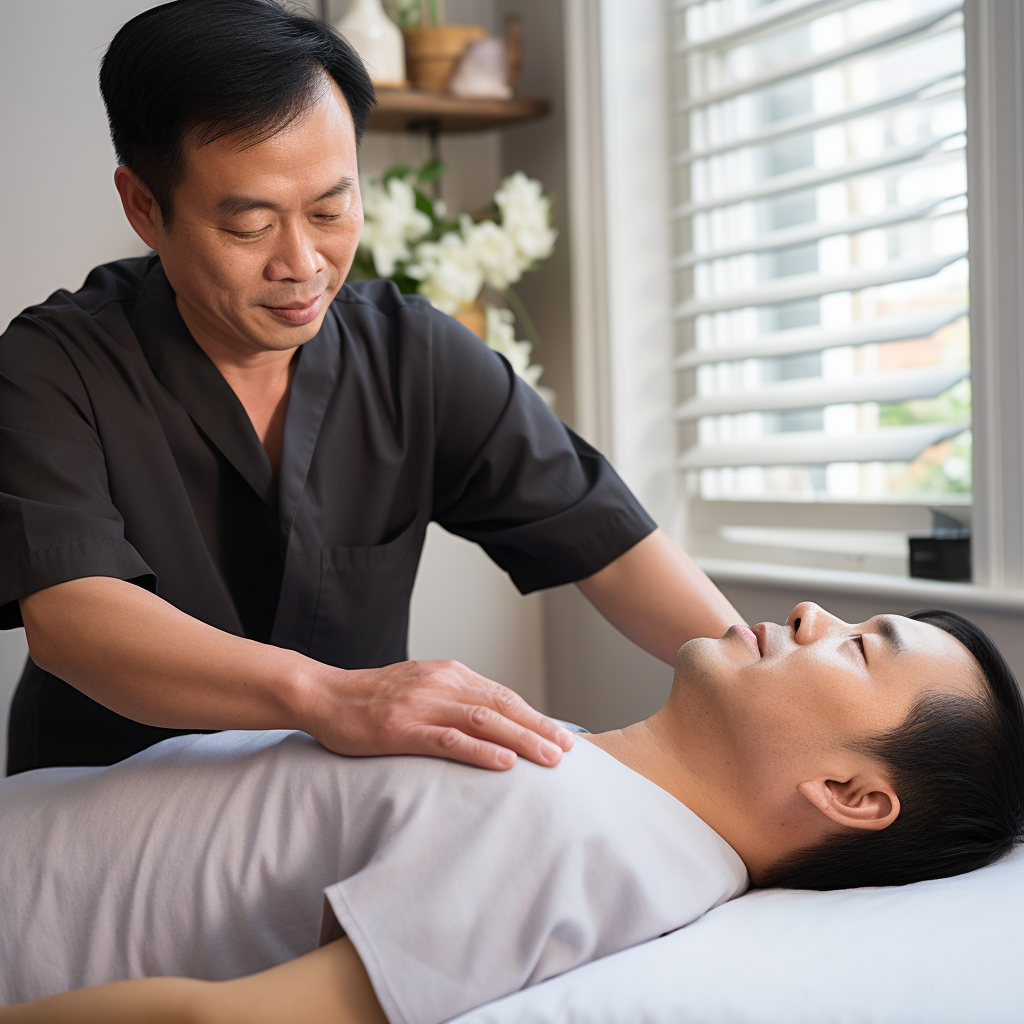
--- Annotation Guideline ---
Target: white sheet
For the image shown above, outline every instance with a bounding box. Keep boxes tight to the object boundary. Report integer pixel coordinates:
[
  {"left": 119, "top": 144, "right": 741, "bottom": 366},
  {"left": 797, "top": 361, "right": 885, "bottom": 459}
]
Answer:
[
  {"left": 0, "top": 729, "right": 746, "bottom": 1022},
  {"left": 451, "top": 842, "right": 1024, "bottom": 1024}
]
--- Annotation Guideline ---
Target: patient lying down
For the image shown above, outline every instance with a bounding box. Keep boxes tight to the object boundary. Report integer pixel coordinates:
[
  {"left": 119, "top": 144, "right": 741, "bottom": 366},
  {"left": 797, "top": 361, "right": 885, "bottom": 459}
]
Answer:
[{"left": 2, "top": 603, "right": 1022, "bottom": 1024}]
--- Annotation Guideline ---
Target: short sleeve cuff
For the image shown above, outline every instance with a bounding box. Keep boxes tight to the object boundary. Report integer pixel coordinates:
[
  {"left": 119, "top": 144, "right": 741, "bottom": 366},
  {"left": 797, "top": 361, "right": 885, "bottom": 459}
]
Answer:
[
  {"left": 0, "top": 538, "right": 156, "bottom": 629},
  {"left": 485, "top": 498, "right": 657, "bottom": 595}
]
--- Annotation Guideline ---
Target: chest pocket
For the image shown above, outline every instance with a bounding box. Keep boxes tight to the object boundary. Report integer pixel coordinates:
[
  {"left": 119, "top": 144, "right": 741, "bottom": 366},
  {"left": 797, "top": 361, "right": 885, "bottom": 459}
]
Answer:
[{"left": 309, "top": 516, "right": 427, "bottom": 669}]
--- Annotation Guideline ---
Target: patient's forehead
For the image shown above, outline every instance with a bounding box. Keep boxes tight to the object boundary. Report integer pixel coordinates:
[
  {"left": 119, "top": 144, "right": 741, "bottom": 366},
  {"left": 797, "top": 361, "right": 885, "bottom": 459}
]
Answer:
[{"left": 882, "top": 615, "right": 985, "bottom": 697}]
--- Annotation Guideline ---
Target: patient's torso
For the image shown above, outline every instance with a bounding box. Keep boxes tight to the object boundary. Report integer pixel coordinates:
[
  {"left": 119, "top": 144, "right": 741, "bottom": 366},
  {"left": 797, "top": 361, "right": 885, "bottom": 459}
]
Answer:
[{"left": 0, "top": 730, "right": 747, "bottom": 1022}]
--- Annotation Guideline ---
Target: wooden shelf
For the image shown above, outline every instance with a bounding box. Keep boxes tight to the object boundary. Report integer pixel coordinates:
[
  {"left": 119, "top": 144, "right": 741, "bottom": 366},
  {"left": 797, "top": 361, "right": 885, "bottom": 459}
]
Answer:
[{"left": 367, "top": 89, "right": 550, "bottom": 133}]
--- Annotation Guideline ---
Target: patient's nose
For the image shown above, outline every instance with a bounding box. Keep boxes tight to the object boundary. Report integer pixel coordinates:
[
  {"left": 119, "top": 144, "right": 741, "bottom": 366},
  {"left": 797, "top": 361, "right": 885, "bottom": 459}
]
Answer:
[{"left": 787, "top": 602, "right": 848, "bottom": 644}]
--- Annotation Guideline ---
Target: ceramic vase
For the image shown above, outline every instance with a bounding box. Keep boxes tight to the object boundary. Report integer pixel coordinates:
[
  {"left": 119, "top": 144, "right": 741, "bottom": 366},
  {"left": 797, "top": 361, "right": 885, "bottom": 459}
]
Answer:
[{"left": 335, "top": 0, "right": 406, "bottom": 88}]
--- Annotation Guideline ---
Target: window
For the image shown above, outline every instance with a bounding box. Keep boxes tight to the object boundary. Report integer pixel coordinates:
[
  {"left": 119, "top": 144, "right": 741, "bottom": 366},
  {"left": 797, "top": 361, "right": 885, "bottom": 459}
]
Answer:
[{"left": 669, "top": 0, "right": 970, "bottom": 576}]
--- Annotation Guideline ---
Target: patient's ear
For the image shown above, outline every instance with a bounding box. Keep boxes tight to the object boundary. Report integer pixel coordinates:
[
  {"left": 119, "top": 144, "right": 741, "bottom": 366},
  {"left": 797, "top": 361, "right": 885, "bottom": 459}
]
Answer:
[{"left": 797, "top": 776, "right": 900, "bottom": 831}]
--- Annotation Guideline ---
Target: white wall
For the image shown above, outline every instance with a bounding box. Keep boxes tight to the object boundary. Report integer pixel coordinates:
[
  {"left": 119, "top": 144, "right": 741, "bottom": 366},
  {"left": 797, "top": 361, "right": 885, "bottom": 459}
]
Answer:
[
  {"left": 409, "top": 526, "right": 545, "bottom": 710},
  {"left": 0, "top": 0, "right": 157, "bottom": 772},
  {"left": 0, "top": 632, "right": 28, "bottom": 772},
  {"left": 0, "top": 0, "right": 547, "bottom": 772},
  {"left": 0, "top": 1, "right": 152, "bottom": 328}
]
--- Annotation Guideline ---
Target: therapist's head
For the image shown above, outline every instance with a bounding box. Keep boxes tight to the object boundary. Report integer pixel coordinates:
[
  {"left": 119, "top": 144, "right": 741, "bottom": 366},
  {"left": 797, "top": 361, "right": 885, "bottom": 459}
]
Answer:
[
  {"left": 673, "top": 604, "right": 1024, "bottom": 889},
  {"left": 99, "top": 0, "right": 373, "bottom": 354}
]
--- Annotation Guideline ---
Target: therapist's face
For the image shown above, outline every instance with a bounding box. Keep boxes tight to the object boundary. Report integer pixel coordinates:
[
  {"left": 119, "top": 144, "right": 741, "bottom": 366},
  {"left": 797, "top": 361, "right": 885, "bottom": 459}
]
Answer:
[
  {"left": 125, "top": 75, "right": 362, "bottom": 357},
  {"left": 673, "top": 602, "right": 984, "bottom": 799}
]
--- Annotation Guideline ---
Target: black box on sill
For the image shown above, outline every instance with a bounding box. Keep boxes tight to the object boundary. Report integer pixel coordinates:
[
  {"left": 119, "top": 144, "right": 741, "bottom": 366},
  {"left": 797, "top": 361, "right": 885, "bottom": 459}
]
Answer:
[{"left": 909, "top": 536, "right": 971, "bottom": 582}]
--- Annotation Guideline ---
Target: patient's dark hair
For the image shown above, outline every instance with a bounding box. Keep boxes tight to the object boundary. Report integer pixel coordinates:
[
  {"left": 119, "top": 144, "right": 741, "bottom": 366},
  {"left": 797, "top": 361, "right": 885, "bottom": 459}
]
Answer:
[
  {"left": 764, "top": 609, "right": 1024, "bottom": 891},
  {"left": 99, "top": 0, "right": 375, "bottom": 226}
]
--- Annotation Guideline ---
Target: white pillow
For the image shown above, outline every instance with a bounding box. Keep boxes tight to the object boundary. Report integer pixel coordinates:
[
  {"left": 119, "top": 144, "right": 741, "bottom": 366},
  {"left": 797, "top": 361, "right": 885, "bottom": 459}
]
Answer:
[{"left": 452, "top": 844, "right": 1024, "bottom": 1024}]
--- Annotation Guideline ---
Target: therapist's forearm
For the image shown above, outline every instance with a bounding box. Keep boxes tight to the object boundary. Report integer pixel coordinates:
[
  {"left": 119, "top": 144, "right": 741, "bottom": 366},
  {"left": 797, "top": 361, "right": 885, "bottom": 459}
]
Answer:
[
  {"left": 20, "top": 576, "right": 311, "bottom": 731},
  {"left": 576, "top": 529, "right": 744, "bottom": 664},
  {"left": 18, "top": 576, "right": 574, "bottom": 771}
]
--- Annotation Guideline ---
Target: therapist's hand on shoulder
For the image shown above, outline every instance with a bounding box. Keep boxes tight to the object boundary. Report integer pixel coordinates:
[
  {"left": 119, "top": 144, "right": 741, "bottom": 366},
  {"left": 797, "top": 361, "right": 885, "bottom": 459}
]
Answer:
[
  {"left": 21, "top": 577, "right": 573, "bottom": 774},
  {"left": 302, "top": 660, "right": 575, "bottom": 770}
]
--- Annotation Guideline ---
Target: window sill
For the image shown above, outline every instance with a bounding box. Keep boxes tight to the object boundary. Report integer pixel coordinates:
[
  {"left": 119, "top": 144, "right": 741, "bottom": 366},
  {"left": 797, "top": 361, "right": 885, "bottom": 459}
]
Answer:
[{"left": 696, "top": 557, "right": 1024, "bottom": 613}]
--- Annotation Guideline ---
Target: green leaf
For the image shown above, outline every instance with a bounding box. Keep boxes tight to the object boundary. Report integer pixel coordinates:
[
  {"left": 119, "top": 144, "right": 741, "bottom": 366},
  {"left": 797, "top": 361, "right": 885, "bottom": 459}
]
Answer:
[
  {"left": 417, "top": 158, "right": 446, "bottom": 183},
  {"left": 414, "top": 189, "right": 435, "bottom": 220},
  {"left": 391, "top": 268, "right": 423, "bottom": 294},
  {"left": 382, "top": 164, "right": 412, "bottom": 184},
  {"left": 879, "top": 378, "right": 972, "bottom": 428}
]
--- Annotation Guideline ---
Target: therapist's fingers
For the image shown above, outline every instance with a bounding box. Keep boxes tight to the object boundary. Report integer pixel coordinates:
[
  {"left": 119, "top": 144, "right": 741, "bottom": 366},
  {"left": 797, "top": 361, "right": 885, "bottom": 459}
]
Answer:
[
  {"left": 309, "top": 659, "right": 574, "bottom": 769},
  {"left": 383, "top": 660, "right": 575, "bottom": 762},
  {"left": 449, "top": 700, "right": 565, "bottom": 767},
  {"left": 476, "top": 679, "right": 576, "bottom": 752},
  {"left": 393, "top": 669, "right": 572, "bottom": 769},
  {"left": 414, "top": 723, "right": 524, "bottom": 771}
]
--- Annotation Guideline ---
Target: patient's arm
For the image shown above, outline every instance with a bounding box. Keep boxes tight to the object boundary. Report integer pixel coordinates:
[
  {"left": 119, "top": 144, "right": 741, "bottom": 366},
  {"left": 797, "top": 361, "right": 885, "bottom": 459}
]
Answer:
[{"left": 0, "top": 939, "right": 387, "bottom": 1024}]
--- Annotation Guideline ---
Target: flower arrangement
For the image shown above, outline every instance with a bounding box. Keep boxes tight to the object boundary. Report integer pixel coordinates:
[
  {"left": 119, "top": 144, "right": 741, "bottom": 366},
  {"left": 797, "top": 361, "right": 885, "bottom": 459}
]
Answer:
[{"left": 353, "top": 160, "right": 557, "bottom": 392}]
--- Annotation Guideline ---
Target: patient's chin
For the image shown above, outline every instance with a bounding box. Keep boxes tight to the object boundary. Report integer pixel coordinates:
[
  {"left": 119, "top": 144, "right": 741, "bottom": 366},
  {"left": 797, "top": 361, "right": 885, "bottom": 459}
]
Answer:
[{"left": 673, "top": 636, "right": 718, "bottom": 681}]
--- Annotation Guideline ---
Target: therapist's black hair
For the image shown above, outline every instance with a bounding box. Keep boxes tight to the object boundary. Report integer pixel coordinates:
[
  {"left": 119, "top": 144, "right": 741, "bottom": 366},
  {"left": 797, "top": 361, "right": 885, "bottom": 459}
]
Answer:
[
  {"left": 763, "top": 609, "right": 1024, "bottom": 891},
  {"left": 99, "top": 0, "right": 375, "bottom": 227}
]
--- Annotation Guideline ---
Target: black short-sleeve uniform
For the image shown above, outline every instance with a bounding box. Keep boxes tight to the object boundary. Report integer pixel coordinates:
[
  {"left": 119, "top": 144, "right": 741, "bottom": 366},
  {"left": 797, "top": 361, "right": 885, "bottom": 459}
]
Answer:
[{"left": 0, "top": 257, "right": 655, "bottom": 775}]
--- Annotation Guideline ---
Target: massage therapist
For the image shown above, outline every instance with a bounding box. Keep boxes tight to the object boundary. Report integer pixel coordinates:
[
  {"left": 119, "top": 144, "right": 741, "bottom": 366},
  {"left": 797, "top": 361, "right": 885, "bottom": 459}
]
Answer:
[{"left": 0, "top": 0, "right": 741, "bottom": 777}]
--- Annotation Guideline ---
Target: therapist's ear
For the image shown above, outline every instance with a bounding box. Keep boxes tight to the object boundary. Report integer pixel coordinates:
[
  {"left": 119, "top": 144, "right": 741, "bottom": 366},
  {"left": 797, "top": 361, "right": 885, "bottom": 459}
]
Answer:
[
  {"left": 797, "top": 775, "right": 900, "bottom": 832},
  {"left": 114, "top": 166, "right": 163, "bottom": 251}
]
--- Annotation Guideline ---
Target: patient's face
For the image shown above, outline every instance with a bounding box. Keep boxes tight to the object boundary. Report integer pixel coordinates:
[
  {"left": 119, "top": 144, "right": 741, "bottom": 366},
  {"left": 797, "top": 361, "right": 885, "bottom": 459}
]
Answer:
[{"left": 674, "top": 602, "right": 984, "bottom": 792}]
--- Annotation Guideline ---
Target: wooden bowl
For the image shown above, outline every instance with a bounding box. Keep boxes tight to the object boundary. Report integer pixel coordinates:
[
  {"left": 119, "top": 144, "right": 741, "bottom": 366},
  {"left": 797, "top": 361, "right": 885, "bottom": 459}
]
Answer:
[{"left": 404, "top": 25, "right": 488, "bottom": 93}]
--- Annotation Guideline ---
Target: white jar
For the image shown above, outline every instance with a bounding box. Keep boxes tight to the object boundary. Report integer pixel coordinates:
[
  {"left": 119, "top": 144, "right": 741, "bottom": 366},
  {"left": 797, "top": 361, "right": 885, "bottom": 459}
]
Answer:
[{"left": 335, "top": 0, "right": 406, "bottom": 88}]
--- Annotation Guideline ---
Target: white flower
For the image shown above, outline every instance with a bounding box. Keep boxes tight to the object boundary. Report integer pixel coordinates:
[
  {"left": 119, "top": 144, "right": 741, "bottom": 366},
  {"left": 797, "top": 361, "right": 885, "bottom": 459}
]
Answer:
[
  {"left": 359, "top": 176, "right": 432, "bottom": 277},
  {"left": 494, "top": 171, "right": 557, "bottom": 266},
  {"left": 408, "top": 231, "right": 483, "bottom": 315},
  {"left": 461, "top": 214, "right": 524, "bottom": 291},
  {"left": 485, "top": 305, "right": 543, "bottom": 388}
]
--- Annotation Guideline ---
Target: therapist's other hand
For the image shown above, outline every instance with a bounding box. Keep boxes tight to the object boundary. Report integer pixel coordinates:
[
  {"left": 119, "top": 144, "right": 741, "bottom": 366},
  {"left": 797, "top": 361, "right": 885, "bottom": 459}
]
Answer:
[{"left": 303, "top": 660, "right": 575, "bottom": 770}]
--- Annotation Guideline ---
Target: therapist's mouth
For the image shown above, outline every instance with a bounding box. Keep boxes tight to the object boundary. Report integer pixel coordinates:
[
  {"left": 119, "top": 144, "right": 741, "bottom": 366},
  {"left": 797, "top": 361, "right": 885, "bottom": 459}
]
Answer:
[{"left": 262, "top": 294, "right": 324, "bottom": 325}]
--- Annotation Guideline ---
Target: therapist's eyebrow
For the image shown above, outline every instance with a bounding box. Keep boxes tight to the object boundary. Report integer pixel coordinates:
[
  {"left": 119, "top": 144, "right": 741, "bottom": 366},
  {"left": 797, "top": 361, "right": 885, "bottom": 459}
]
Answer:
[
  {"left": 216, "top": 176, "right": 356, "bottom": 217},
  {"left": 314, "top": 176, "right": 356, "bottom": 201},
  {"left": 876, "top": 616, "right": 907, "bottom": 658}
]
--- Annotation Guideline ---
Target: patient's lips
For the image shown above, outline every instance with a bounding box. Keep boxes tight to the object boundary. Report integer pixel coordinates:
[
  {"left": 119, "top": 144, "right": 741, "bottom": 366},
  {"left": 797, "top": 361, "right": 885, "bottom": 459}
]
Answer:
[
  {"left": 731, "top": 624, "right": 761, "bottom": 659},
  {"left": 751, "top": 622, "right": 768, "bottom": 657}
]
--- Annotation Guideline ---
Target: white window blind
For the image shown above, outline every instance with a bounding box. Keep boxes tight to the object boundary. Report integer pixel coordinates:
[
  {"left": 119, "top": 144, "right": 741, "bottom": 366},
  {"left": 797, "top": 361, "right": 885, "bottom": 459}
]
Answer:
[{"left": 669, "top": 0, "right": 970, "bottom": 573}]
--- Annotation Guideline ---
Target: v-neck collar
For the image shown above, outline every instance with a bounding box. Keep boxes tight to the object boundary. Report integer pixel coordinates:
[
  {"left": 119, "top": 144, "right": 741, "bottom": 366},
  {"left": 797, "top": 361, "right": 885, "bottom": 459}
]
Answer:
[
  {"left": 130, "top": 260, "right": 281, "bottom": 509},
  {"left": 278, "top": 307, "right": 341, "bottom": 541},
  {"left": 130, "top": 258, "right": 342, "bottom": 530}
]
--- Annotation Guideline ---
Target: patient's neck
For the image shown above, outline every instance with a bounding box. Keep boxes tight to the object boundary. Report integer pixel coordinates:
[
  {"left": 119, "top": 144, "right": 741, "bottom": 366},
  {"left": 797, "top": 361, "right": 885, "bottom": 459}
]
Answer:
[
  {"left": 585, "top": 712, "right": 726, "bottom": 828},
  {"left": 585, "top": 703, "right": 765, "bottom": 880}
]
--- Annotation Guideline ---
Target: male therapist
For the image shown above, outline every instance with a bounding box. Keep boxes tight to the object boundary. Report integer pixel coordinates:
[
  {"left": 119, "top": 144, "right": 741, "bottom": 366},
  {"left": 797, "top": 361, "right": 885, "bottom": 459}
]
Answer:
[{"left": 0, "top": 0, "right": 741, "bottom": 776}]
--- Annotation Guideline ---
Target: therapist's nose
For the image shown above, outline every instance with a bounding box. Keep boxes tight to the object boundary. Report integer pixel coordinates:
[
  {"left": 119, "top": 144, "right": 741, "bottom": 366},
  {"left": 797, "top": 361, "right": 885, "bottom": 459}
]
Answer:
[
  {"left": 786, "top": 601, "right": 849, "bottom": 645},
  {"left": 266, "top": 220, "right": 323, "bottom": 283}
]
